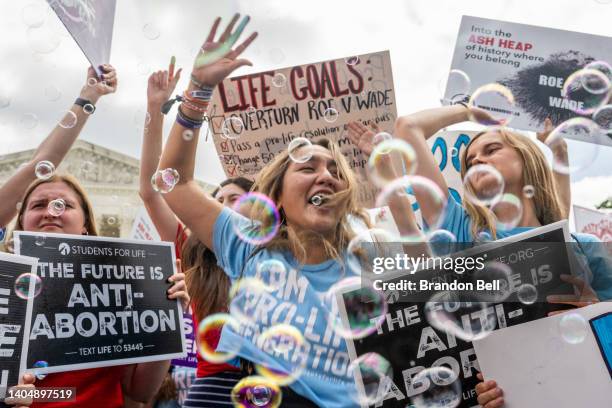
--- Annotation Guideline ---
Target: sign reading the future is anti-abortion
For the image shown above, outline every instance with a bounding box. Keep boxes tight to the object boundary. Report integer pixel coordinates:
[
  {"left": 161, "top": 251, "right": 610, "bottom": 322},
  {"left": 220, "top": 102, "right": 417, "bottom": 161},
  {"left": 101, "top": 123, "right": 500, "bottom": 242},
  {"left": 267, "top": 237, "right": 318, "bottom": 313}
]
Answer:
[
  {"left": 14, "top": 232, "right": 185, "bottom": 374},
  {"left": 445, "top": 16, "right": 612, "bottom": 143},
  {"left": 0, "top": 253, "right": 37, "bottom": 404},
  {"left": 209, "top": 51, "right": 397, "bottom": 207},
  {"left": 339, "top": 221, "right": 580, "bottom": 408}
]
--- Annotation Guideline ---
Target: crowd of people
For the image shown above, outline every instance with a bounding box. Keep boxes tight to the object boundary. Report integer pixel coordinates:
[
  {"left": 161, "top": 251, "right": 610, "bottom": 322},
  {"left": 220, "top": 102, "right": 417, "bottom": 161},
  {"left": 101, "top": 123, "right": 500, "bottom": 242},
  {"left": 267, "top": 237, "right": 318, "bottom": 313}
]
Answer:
[{"left": 2, "top": 13, "right": 610, "bottom": 408}]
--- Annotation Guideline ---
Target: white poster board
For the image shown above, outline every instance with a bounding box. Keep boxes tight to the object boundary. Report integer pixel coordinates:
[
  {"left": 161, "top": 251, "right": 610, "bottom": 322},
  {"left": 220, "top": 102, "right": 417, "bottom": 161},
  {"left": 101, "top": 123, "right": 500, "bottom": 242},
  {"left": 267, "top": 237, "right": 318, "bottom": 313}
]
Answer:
[{"left": 473, "top": 302, "right": 612, "bottom": 408}]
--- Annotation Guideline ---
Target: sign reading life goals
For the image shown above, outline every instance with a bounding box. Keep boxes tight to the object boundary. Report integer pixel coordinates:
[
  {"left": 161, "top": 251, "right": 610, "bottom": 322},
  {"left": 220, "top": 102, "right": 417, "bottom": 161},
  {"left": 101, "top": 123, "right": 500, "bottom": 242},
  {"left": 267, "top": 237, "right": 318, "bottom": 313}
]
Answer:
[
  {"left": 445, "top": 15, "right": 612, "bottom": 145},
  {"left": 338, "top": 221, "right": 579, "bottom": 408},
  {"left": 209, "top": 50, "right": 397, "bottom": 207},
  {"left": 0, "top": 253, "right": 37, "bottom": 402},
  {"left": 14, "top": 232, "right": 185, "bottom": 374}
]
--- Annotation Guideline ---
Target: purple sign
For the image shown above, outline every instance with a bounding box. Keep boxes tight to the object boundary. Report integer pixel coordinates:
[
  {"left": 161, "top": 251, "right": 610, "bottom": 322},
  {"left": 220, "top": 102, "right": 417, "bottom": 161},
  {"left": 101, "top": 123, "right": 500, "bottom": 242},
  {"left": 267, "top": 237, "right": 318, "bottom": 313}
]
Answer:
[{"left": 171, "top": 312, "right": 197, "bottom": 368}]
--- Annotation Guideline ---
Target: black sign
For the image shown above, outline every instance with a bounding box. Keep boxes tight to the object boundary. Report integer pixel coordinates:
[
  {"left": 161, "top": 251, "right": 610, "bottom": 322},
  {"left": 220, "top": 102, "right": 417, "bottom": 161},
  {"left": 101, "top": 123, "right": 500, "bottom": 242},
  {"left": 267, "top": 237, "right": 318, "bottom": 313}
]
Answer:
[
  {"left": 342, "top": 222, "right": 578, "bottom": 407},
  {"left": 14, "top": 232, "right": 185, "bottom": 373},
  {"left": 0, "top": 253, "right": 38, "bottom": 406}
]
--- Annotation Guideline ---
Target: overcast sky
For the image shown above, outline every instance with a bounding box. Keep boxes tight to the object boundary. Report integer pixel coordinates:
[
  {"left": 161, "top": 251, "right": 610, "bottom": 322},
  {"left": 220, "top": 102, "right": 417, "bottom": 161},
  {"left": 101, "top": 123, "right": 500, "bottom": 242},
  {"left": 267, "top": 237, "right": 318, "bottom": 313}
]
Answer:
[{"left": 0, "top": 0, "right": 611, "bottom": 209}]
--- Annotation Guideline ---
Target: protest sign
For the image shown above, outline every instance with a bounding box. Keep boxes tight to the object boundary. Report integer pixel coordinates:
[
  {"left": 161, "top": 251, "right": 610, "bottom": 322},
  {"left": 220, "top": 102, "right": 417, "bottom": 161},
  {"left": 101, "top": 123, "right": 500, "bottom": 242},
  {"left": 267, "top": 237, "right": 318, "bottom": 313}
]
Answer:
[
  {"left": 473, "top": 302, "right": 612, "bottom": 408},
  {"left": 338, "top": 221, "right": 577, "bottom": 407},
  {"left": 14, "top": 232, "right": 185, "bottom": 374},
  {"left": 573, "top": 205, "right": 611, "bottom": 242},
  {"left": 171, "top": 312, "right": 197, "bottom": 368},
  {"left": 209, "top": 51, "right": 397, "bottom": 207},
  {"left": 130, "top": 207, "right": 161, "bottom": 243},
  {"left": 445, "top": 16, "right": 612, "bottom": 145},
  {"left": 47, "top": 0, "right": 116, "bottom": 77},
  {"left": 0, "top": 253, "right": 38, "bottom": 404}
]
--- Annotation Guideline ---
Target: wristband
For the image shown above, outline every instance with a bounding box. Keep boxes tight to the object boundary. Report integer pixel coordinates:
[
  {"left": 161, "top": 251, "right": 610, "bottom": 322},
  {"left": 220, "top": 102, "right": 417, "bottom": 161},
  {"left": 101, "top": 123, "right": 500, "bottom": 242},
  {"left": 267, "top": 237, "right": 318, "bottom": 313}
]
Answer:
[
  {"left": 176, "top": 106, "right": 204, "bottom": 129},
  {"left": 190, "top": 74, "right": 214, "bottom": 91},
  {"left": 189, "top": 89, "right": 213, "bottom": 100},
  {"left": 74, "top": 97, "right": 95, "bottom": 114}
]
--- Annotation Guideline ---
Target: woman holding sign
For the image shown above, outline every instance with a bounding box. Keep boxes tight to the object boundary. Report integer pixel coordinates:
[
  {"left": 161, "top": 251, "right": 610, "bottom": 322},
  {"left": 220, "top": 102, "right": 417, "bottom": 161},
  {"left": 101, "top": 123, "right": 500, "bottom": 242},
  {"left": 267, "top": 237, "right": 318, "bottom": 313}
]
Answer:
[
  {"left": 6, "top": 172, "right": 189, "bottom": 407},
  {"left": 156, "top": 14, "right": 419, "bottom": 407},
  {"left": 380, "top": 105, "right": 610, "bottom": 408}
]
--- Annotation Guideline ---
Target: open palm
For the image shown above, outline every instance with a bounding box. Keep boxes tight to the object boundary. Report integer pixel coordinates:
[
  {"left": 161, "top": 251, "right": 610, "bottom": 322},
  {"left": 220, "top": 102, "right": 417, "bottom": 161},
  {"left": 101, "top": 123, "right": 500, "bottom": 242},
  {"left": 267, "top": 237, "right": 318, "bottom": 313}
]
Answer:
[
  {"left": 191, "top": 14, "right": 258, "bottom": 88},
  {"left": 347, "top": 120, "right": 381, "bottom": 158}
]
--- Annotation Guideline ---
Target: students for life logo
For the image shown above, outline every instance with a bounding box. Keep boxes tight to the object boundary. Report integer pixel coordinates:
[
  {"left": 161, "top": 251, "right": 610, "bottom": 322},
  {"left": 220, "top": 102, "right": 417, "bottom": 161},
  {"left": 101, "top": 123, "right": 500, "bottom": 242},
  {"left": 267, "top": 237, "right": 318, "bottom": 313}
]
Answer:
[{"left": 59, "top": 242, "right": 71, "bottom": 255}]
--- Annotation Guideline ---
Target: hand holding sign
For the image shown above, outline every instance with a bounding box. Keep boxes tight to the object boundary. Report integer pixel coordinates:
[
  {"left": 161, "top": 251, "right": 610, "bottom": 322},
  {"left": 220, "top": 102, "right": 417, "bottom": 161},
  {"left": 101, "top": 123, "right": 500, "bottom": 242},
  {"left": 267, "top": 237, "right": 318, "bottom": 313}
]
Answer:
[
  {"left": 191, "top": 14, "right": 258, "bottom": 88},
  {"left": 79, "top": 64, "right": 118, "bottom": 104},
  {"left": 167, "top": 259, "right": 189, "bottom": 311},
  {"left": 475, "top": 373, "right": 505, "bottom": 408}
]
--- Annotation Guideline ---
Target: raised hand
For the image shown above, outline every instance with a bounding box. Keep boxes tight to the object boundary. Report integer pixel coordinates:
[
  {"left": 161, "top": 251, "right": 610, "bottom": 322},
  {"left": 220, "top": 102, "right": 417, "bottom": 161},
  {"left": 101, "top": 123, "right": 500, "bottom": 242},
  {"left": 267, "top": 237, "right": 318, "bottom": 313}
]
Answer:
[
  {"left": 80, "top": 64, "right": 118, "bottom": 103},
  {"left": 147, "top": 58, "right": 183, "bottom": 107},
  {"left": 191, "top": 14, "right": 258, "bottom": 88},
  {"left": 347, "top": 120, "right": 381, "bottom": 158}
]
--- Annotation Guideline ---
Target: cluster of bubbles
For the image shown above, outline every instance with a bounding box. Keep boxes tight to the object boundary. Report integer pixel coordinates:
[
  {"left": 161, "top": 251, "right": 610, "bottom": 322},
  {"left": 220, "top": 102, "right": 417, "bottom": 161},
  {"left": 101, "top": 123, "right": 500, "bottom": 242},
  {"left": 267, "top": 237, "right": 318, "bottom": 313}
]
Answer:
[
  {"left": 14, "top": 273, "right": 43, "bottom": 300},
  {"left": 150, "top": 168, "right": 180, "bottom": 193}
]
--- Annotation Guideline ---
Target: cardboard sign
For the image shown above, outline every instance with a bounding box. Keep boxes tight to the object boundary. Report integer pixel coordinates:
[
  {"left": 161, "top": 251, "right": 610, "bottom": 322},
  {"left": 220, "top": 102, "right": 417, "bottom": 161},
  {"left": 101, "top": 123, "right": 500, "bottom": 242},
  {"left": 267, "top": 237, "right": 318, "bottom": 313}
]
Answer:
[
  {"left": 47, "top": 0, "right": 116, "bottom": 77},
  {"left": 473, "top": 302, "right": 612, "bottom": 408},
  {"left": 338, "top": 221, "right": 576, "bottom": 407},
  {"left": 446, "top": 16, "right": 612, "bottom": 145},
  {"left": 0, "top": 253, "right": 38, "bottom": 405},
  {"left": 573, "top": 205, "right": 611, "bottom": 242},
  {"left": 209, "top": 51, "right": 397, "bottom": 207},
  {"left": 14, "top": 232, "right": 185, "bottom": 374}
]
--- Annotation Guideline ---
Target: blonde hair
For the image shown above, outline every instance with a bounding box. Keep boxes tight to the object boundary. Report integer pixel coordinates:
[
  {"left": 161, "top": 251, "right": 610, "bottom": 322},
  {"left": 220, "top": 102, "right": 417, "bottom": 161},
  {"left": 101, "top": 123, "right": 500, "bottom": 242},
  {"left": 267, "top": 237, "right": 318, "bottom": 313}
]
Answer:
[
  {"left": 251, "top": 138, "right": 369, "bottom": 262},
  {"left": 13, "top": 174, "right": 99, "bottom": 237},
  {"left": 460, "top": 128, "right": 564, "bottom": 239}
]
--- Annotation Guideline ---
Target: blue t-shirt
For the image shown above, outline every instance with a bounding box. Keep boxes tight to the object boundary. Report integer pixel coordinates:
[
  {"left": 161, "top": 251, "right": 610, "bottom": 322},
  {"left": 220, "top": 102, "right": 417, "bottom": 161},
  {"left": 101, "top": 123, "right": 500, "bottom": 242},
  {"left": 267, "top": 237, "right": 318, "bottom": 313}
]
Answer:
[
  {"left": 213, "top": 207, "right": 359, "bottom": 408},
  {"left": 440, "top": 195, "right": 612, "bottom": 300}
]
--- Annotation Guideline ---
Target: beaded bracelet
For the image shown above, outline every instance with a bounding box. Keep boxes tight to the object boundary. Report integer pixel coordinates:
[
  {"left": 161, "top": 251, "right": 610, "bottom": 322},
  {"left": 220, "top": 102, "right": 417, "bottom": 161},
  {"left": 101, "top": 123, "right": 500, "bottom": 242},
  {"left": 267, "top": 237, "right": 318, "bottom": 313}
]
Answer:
[
  {"left": 182, "top": 90, "right": 211, "bottom": 107},
  {"left": 181, "top": 100, "right": 208, "bottom": 113}
]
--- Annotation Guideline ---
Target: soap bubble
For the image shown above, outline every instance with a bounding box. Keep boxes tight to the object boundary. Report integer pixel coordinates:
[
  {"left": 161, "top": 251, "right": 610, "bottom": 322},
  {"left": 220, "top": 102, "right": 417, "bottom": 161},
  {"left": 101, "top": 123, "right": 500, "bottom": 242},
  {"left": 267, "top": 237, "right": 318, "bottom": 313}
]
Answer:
[
  {"left": 345, "top": 56, "right": 360, "bottom": 66},
  {"left": 83, "top": 104, "right": 95, "bottom": 115},
  {"left": 35, "top": 235, "right": 45, "bottom": 246},
  {"left": 473, "top": 261, "right": 514, "bottom": 302},
  {"left": 491, "top": 193, "right": 523, "bottom": 231},
  {"left": 427, "top": 229, "right": 458, "bottom": 256},
  {"left": 562, "top": 69, "right": 610, "bottom": 115},
  {"left": 468, "top": 83, "right": 517, "bottom": 125},
  {"left": 545, "top": 118, "right": 602, "bottom": 174},
  {"left": 35, "top": 160, "right": 55, "bottom": 180},
  {"left": 559, "top": 313, "right": 588, "bottom": 344},
  {"left": 463, "top": 164, "right": 504, "bottom": 206},
  {"left": 142, "top": 23, "right": 160, "bottom": 40},
  {"left": 255, "top": 259, "right": 286, "bottom": 291},
  {"left": 20, "top": 113, "right": 39, "bottom": 130},
  {"left": 410, "top": 366, "right": 462, "bottom": 408},
  {"left": 373, "top": 132, "right": 393, "bottom": 145},
  {"left": 347, "top": 228, "right": 399, "bottom": 276},
  {"left": 271, "top": 73, "right": 286, "bottom": 88},
  {"left": 182, "top": 129, "right": 194, "bottom": 141},
  {"left": 288, "top": 137, "right": 314, "bottom": 163},
  {"left": 231, "top": 193, "right": 281, "bottom": 245},
  {"left": 33, "top": 360, "right": 49, "bottom": 380},
  {"left": 229, "top": 277, "right": 272, "bottom": 325},
  {"left": 44, "top": 85, "right": 62, "bottom": 101},
  {"left": 323, "top": 107, "right": 339, "bottom": 123},
  {"left": 196, "top": 313, "right": 241, "bottom": 363},
  {"left": 255, "top": 325, "right": 308, "bottom": 385},
  {"left": 592, "top": 104, "right": 612, "bottom": 131},
  {"left": 14, "top": 273, "right": 42, "bottom": 300},
  {"left": 425, "top": 291, "right": 496, "bottom": 341},
  {"left": 221, "top": 117, "right": 245, "bottom": 140},
  {"left": 323, "top": 277, "right": 388, "bottom": 340},
  {"left": 348, "top": 352, "right": 393, "bottom": 406},
  {"left": 47, "top": 198, "right": 66, "bottom": 217},
  {"left": 517, "top": 283, "right": 538, "bottom": 304},
  {"left": 440, "top": 69, "right": 471, "bottom": 105},
  {"left": 27, "top": 25, "right": 62, "bottom": 54},
  {"left": 22, "top": 3, "right": 47, "bottom": 28},
  {"left": 585, "top": 60, "right": 612, "bottom": 82},
  {"left": 151, "top": 168, "right": 180, "bottom": 193},
  {"left": 231, "top": 376, "right": 281, "bottom": 408},
  {"left": 523, "top": 185, "right": 535, "bottom": 199},
  {"left": 368, "top": 139, "right": 418, "bottom": 187},
  {"left": 107, "top": 216, "right": 117, "bottom": 225}
]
